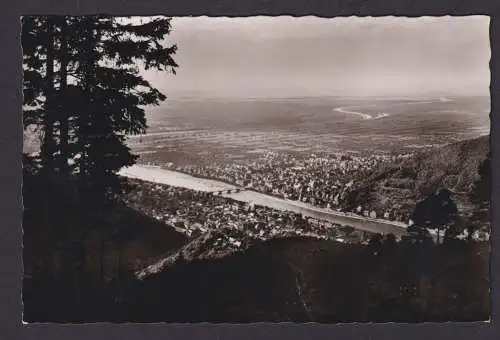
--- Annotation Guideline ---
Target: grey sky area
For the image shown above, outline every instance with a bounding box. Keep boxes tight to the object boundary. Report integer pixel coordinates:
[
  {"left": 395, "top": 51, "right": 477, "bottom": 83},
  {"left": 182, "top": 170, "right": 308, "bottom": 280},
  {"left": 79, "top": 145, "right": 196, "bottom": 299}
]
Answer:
[{"left": 141, "top": 16, "right": 490, "bottom": 99}]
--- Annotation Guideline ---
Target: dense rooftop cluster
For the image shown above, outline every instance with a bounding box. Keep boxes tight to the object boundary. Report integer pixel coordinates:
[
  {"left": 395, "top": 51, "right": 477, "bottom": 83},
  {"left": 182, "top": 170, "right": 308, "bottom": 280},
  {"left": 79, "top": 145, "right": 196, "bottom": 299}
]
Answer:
[
  {"left": 121, "top": 179, "right": 373, "bottom": 276},
  {"left": 162, "top": 151, "right": 411, "bottom": 221}
]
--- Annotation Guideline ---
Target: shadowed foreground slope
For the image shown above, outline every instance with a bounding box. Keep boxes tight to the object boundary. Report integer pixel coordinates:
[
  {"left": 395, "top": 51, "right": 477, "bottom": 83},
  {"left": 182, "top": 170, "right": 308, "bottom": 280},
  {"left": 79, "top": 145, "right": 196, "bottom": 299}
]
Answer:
[
  {"left": 22, "top": 167, "right": 189, "bottom": 322},
  {"left": 128, "top": 237, "right": 489, "bottom": 323}
]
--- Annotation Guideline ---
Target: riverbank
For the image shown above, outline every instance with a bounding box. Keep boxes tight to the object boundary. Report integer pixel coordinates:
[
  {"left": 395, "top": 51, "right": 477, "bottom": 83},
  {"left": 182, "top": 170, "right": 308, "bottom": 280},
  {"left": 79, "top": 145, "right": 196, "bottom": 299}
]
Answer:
[{"left": 118, "top": 164, "right": 409, "bottom": 237}]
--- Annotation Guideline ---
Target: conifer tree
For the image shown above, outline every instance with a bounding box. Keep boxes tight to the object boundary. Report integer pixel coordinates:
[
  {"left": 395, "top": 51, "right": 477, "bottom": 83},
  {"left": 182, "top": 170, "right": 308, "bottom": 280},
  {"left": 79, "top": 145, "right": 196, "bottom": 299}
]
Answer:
[
  {"left": 56, "top": 16, "right": 70, "bottom": 176},
  {"left": 70, "top": 16, "right": 178, "bottom": 204},
  {"left": 22, "top": 16, "right": 45, "bottom": 127},
  {"left": 22, "top": 15, "right": 178, "bottom": 282},
  {"left": 469, "top": 151, "right": 491, "bottom": 240},
  {"left": 22, "top": 16, "right": 55, "bottom": 166},
  {"left": 23, "top": 15, "right": 178, "bottom": 202},
  {"left": 408, "top": 189, "right": 458, "bottom": 244}
]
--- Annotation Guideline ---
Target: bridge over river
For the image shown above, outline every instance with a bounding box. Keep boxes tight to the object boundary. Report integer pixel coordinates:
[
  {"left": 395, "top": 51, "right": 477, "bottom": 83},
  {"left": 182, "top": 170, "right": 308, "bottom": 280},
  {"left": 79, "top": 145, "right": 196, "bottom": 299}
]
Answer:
[{"left": 118, "top": 164, "right": 409, "bottom": 237}]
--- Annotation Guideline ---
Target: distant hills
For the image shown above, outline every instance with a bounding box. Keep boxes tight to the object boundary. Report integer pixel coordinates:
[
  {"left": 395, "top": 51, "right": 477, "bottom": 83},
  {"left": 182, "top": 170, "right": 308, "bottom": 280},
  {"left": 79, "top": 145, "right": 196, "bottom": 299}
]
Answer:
[{"left": 341, "top": 135, "right": 490, "bottom": 220}]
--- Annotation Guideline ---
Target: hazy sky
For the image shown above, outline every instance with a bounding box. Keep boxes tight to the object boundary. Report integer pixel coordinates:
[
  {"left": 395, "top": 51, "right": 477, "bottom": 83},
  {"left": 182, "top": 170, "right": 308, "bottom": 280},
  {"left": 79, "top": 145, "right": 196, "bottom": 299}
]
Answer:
[{"left": 142, "top": 16, "right": 490, "bottom": 99}]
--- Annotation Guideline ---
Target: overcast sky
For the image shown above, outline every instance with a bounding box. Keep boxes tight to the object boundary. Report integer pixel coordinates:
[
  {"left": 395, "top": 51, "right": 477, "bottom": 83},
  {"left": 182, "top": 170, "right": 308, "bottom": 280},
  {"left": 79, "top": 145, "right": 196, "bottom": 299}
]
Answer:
[{"left": 141, "top": 16, "right": 490, "bottom": 99}]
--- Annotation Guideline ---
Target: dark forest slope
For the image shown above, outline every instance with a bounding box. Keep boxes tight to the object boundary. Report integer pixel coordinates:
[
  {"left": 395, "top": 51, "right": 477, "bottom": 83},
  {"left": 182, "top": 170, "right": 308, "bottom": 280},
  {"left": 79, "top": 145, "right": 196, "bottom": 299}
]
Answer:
[
  {"left": 126, "top": 236, "right": 489, "bottom": 323},
  {"left": 341, "top": 135, "right": 489, "bottom": 220},
  {"left": 22, "top": 167, "right": 188, "bottom": 283}
]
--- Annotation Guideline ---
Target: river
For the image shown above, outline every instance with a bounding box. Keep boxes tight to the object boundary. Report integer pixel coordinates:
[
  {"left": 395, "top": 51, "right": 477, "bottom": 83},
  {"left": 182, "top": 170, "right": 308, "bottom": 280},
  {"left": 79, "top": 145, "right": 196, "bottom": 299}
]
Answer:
[{"left": 118, "top": 164, "right": 409, "bottom": 237}]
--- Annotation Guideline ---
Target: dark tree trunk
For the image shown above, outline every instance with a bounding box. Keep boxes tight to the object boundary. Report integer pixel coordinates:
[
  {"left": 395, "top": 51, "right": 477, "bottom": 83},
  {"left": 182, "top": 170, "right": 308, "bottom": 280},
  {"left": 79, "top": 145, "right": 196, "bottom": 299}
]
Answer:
[
  {"left": 39, "top": 18, "right": 58, "bottom": 280},
  {"left": 117, "top": 240, "right": 123, "bottom": 280},
  {"left": 77, "top": 18, "right": 94, "bottom": 185},
  {"left": 40, "top": 18, "right": 56, "bottom": 173},
  {"left": 100, "top": 230, "right": 106, "bottom": 283},
  {"left": 59, "top": 17, "right": 70, "bottom": 176}
]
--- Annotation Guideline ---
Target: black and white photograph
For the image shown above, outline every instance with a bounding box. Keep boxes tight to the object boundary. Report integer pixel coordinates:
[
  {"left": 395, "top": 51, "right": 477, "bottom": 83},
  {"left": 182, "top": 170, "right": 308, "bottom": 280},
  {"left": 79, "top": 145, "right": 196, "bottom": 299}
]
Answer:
[{"left": 22, "top": 15, "right": 491, "bottom": 323}]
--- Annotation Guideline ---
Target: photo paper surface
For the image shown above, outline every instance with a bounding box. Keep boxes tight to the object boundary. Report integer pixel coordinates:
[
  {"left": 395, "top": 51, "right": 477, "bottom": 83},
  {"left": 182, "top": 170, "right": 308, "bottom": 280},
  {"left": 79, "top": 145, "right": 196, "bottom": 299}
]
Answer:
[{"left": 22, "top": 15, "right": 491, "bottom": 323}]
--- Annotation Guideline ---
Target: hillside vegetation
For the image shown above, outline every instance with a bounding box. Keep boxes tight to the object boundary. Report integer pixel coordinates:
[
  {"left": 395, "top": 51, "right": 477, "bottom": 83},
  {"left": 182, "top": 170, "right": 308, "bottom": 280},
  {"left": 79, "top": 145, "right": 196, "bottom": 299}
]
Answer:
[
  {"left": 112, "top": 237, "right": 490, "bottom": 323},
  {"left": 342, "top": 135, "right": 489, "bottom": 220},
  {"left": 22, "top": 166, "right": 188, "bottom": 285}
]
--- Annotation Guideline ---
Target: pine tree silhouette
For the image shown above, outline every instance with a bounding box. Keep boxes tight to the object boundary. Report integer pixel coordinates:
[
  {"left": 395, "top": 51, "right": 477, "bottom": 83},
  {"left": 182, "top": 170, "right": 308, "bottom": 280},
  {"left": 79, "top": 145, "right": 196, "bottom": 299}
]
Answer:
[
  {"left": 408, "top": 188, "right": 459, "bottom": 244},
  {"left": 23, "top": 15, "right": 178, "bottom": 202},
  {"left": 469, "top": 151, "right": 491, "bottom": 240},
  {"left": 22, "top": 15, "right": 178, "bottom": 283}
]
